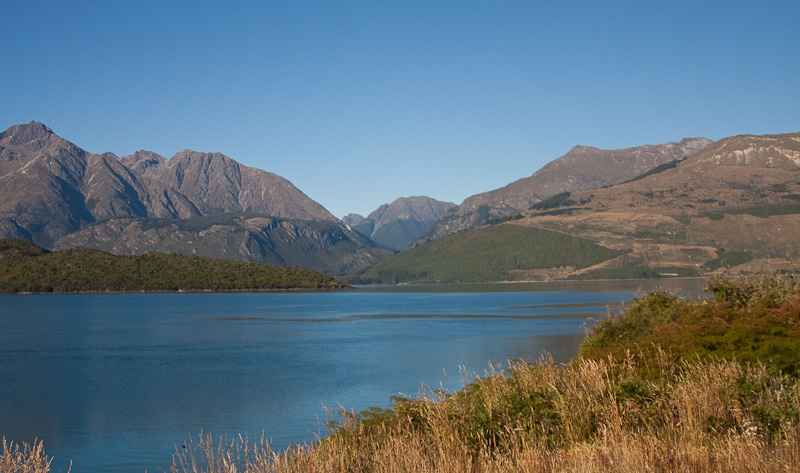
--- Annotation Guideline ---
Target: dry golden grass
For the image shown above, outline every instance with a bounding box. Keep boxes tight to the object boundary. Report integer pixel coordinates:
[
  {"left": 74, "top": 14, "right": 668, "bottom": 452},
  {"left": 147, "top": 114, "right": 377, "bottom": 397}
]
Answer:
[
  {"left": 0, "top": 438, "right": 60, "bottom": 473},
  {"left": 165, "top": 353, "right": 800, "bottom": 473},
  {"left": 6, "top": 355, "right": 798, "bottom": 473}
]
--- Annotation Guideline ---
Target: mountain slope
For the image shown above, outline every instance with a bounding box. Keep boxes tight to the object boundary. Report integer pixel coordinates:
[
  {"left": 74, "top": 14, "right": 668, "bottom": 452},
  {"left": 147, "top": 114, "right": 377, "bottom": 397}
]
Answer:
[
  {"left": 365, "top": 131, "right": 800, "bottom": 282},
  {"left": 52, "top": 213, "right": 389, "bottom": 275},
  {"left": 0, "top": 122, "right": 338, "bottom": 246},
  {"left": 357, "top": 224, "right": 624, "bottom": 283},
  {"left": 426, "top": 138, "right": 713, "bottom": 240},
  {"left": 513, "top": 131, "right": 800, "bottom": 279},
  {"left": 120, "top": 149, "right": 335, "bottom": 221},
  {"left": 0, "top": 122, "right": 149, "bottom": 246},
  {"left": 349, "top": 196, "right": 455, "bottom": 250}
]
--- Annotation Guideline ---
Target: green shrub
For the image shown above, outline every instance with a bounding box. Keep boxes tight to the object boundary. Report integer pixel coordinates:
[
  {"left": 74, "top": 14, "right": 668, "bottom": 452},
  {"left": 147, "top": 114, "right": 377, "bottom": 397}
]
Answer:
[{"left": 581, "top": 271, "right": 800, "bottom": 376}]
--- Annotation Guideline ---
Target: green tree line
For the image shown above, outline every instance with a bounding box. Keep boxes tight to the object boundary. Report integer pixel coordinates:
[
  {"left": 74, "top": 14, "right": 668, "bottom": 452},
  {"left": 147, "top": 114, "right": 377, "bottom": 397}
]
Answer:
[{"left": 0, "top": 239, "right": 348, "bottom": 293}]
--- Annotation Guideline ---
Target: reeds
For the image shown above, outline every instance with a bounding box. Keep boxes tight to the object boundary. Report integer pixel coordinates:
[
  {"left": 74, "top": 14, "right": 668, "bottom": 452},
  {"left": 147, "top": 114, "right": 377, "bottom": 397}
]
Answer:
[{"left": 0, "top": 438, "right": 58, "bottom": 473}]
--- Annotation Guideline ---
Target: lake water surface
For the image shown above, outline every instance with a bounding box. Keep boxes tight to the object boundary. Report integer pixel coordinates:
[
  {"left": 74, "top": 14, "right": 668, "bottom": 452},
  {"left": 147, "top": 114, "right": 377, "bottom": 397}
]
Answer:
[{"left": 0, "top": 279, "right": 705, "bottom": 472}]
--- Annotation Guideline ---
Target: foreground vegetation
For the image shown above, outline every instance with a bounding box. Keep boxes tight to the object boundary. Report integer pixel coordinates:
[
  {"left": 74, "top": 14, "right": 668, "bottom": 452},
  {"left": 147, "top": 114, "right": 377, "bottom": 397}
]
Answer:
[
  {"left": 0, "top": 239, "right": 348, "bottom": 293},
  {"left": 1, "top": 438, "right": 53, "bottom": 473},
  {"left": 5, "top": 271, "right": 800, "bottom": 472},
  {"left": 165, "top": 355, "right": 799, "bottom": 472},
  {"left": 580, "top": 271, "right": 800, "bottom": 375}
]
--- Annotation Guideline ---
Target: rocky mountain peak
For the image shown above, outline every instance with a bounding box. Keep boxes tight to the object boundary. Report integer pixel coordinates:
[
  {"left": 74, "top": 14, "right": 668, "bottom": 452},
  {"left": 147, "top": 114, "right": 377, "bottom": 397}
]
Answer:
[
  {"left": 119, "top": 150, "right": 167, "bottom": 177},
  {"left": 0, "top": 122, "right": 340, "bottom": 247},
  {"left": 351, "top": 196, "right": 455, "bottom": 250},
  {"left": 678, "top": 137, "right": 714, "bottom": 153},
  {"left": 342, "top": 213, "right": 365, "bottom": 226},
  {"left": 0, "top": 121, "right": 58, "bottom": 152}
]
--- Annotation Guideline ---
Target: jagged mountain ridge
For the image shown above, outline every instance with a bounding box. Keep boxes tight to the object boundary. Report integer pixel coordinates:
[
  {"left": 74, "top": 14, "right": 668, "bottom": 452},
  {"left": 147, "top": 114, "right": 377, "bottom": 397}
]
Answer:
[
  {"left": 0, "top": 121, "right": 336, "bottom": 245},
  {"left": 119, "top": 149, "right": 336, "bottom": 221},
  {"left": 0, "top": 122, "right": 148, "bottom": 246},
  {"left": 425, "top": 137, "right": 713, "bottom": 241},
  {"left": 348, "top": 196, "right": 455, "bottom": 250},
  {"left": 0, "top": 122, "right": 386, "bottom": 275}
]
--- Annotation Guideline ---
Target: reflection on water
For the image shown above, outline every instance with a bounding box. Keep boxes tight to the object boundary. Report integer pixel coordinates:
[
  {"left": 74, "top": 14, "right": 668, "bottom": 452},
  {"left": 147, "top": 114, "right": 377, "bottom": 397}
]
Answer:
[{"left": 0, "top": 279, "right": 706, "bottom": 472}]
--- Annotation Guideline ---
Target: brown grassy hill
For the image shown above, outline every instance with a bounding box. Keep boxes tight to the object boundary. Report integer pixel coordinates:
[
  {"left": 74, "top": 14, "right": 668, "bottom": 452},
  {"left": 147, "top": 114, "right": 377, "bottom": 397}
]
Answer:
[
  {"left": 512, "top": 131, "right": 800, "bottom": 279},
  {"left": 425, "top": 137, "right": 713, "bottom": 241},
  {"left": 363, "top": 131, "right": 800, "bottom": 283}
]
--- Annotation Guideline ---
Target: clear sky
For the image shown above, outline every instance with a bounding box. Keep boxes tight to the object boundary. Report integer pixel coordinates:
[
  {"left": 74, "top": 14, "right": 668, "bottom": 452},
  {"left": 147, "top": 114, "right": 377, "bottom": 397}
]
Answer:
[{"left": 2, "top": 1, "right": 798, "bottom": 219}]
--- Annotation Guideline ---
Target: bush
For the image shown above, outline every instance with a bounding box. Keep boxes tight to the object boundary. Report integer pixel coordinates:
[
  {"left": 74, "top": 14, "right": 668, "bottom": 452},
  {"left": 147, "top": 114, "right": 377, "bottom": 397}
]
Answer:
[{"left": 581, "top": 271, "right": 800, "bottom": 376}]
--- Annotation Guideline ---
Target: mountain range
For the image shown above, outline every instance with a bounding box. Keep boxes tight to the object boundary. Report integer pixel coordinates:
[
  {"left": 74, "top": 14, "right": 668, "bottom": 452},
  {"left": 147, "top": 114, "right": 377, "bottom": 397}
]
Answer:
[
  {"left": 360, "top": 131, "right": 800, "bottom": 283},
  {"left": 424, "top": 137, "right": 713, "bottom": 240},
  {"left": 4, "top": 121, "right": 799, "bottom": 282},
  {"left": 0, "top": 121, "right": 388, "bottom": 274},
  {"left": 343, "top": 196, "right": 455, "bottom": 250}
]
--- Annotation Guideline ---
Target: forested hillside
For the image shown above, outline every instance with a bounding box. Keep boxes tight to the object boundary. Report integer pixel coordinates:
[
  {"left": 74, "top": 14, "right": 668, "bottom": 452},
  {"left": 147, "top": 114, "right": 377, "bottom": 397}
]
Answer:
[
  {"left": 356, "top": 224, "right": 624, "bottom": 283},
  {"left": 0, "top": 239, "right": 348, "bottom": 293}
]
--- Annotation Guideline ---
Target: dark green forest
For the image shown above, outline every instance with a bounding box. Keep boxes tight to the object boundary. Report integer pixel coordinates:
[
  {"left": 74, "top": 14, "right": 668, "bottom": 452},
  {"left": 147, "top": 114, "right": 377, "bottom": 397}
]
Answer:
[
  {"left": 357, "top": 224, "right": 624, "bottom": 284},
  {"left": 0, "top": 239, "right": 348, "bottom": 293}
]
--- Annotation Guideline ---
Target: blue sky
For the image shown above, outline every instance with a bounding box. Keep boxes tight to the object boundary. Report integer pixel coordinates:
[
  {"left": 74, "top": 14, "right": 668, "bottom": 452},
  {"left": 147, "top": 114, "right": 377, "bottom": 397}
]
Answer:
[{"left": 2, "top": 1, "right": 798, "bottom": 218}]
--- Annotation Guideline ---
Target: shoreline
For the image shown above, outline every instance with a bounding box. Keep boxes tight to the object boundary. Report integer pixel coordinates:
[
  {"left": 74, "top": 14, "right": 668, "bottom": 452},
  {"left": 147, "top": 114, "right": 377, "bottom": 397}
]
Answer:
[{"left": 0, "top": 286, "right": 353, "bottom": 295}]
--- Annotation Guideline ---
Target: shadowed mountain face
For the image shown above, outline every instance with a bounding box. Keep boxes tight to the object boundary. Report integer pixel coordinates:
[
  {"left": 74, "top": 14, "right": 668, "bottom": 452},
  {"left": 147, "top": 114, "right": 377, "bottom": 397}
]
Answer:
[
  {"left": 0, "top": 122, "right": 385, "bottom": 275},
  {"left": 425, "top": 137, "right": 713, "bottom": 241},
  {"left": 347, "top": 196, "right": 455, "bottom": 251}
]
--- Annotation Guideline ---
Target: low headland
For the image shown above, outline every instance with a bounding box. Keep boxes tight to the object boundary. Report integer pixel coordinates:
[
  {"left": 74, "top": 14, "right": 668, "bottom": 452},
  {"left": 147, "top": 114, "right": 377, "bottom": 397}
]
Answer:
[
  {"left": 5, "top": 270, "right": 800, "bottom": 471},
  {"left": 0, "top": 239, "right": 349, "bottom": 293}
]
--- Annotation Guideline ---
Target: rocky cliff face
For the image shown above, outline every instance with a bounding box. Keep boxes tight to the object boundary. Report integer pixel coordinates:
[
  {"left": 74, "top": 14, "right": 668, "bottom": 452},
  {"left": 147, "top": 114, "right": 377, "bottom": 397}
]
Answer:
[
  {"left": 690, "top": 133, "right": 800, "bottom": 169},
  {"left": 351, "top": 196, "right": 455, "bottom": 250},
  {"left": 425, "top": 137, "right": 713, "bottom": 240}
]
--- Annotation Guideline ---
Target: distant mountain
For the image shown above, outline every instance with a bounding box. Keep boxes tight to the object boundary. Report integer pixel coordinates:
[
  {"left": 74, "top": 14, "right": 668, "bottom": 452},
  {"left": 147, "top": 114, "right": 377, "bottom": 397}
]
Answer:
[
  {"left": 348, "top": 196, "right": 455, "bottom": 250},
  {"left": 425, "top": 138, "right": 713, "bottom": 240},
  {"left": 360, "top": 131, "right": 800, "bottom": 283},
  {"left": 342, "top": 213, "right": 365, "bottom": 227},
  {"left": 0, "top": 122, "right": 387, "bottom": 274}
]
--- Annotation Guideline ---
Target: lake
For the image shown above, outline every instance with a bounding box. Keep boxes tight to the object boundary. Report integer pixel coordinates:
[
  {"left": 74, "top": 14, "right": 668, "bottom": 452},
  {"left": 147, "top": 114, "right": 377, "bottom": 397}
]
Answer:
[{"left": 0, "top": 279, "right": 705, "bottom": 472}]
